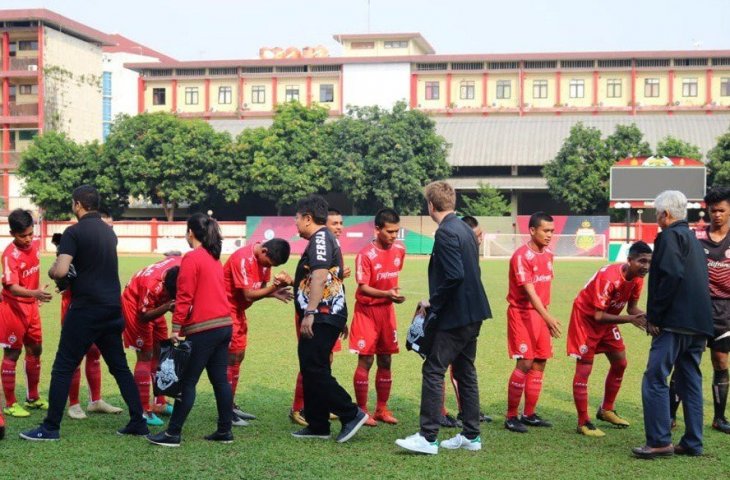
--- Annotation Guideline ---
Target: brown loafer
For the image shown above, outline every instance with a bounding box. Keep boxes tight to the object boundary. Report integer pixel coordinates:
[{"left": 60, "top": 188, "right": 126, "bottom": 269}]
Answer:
[
  {"left": 632, "top": 444, "right": 674, "bottom": 459},
  {"left": 673, "top": 444, "right": 702, "bottom": 456}
]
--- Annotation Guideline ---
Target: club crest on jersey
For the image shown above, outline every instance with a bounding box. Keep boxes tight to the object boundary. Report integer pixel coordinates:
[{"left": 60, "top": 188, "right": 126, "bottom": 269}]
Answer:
[
  {"left": 357, "top": 339, "right": 366, "bottom": 350},
  {"left": 394, "top": 257, "right": 401, "bottom": 267},
  {"left": 8, "top": 334, "right": 17, "bottom": 345},
  {"left": 156, "top": 358, "right": 178, "bottom": 390},
  {"left": 579, "top": 345, "right": 589, "bottom": 355},
  {"left": 519, "top": 343, "right": 528, "bottom": 354},
  {"left": 136, "top": 338, "right": 144, "bottom": 348}
]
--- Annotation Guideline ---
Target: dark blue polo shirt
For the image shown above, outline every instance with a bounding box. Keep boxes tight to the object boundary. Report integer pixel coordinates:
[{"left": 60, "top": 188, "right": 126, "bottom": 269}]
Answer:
[{"left": 58, "top": 212, "right": 121, "bottom": 307}]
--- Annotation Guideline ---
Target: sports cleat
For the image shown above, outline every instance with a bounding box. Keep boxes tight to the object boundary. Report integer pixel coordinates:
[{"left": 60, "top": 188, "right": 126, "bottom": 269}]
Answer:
[
  {"left": 289, "top": 409, "right": 308, "bottom": 427},
  {"left": 204, "top": 430, "right": 234, "bottom": 443},
  {"left": 597, "top": 408, "right": 630, "bottom": 428},
  {"left": 143, "top": 412, "right": 164, "bottom": 427},
  {"left": 19, "top": 425, "right": 60, "bottom": 441},
  {"left": 232, "top": 404, "right": 256, "bottom": 420},
  {"left": 117, "top": 422, "right": 150, "bottom": 436},
  {"left": 521, "top": 413, "right": 553, "bottom": 427},
  {"left": 67, "top": 403, "right": 87, "bottom": 420},
  {"left": 504, "top": 416, "right": 528, "bottom": 433},
  {"left": 440, "top": 433, "right": 482, "bottom": 451},
  {"left": 336, "top": 409, "right": 369, "bottom": 443},
  {"left": 480, "top": 412, "right": 493, "bottom": 423},
  {"left": 577, "top": 422, "right": 606, "bottom": 437},
  {"left": 712, "top": 417, "right": 730, "bottom": 434},
  {"left": 374, "top": 409, "right": 398, "bottom": 425},
  {"left": 291, "top": 427, "right": 330, "bottom": 439},
  {"left": 439, "top": 413, "right": 462, "bottom": 428},
  {"left": 152, "top": 402, "right": 174, "bottom": 416},
  {"left": 146, "top": 431, "right": 181, "bottom": 447},
  {"left": 362, "top": 410, "right": 378, "bottom": 427},
  {"left": 232, "top": 416, "right": 250, "bottom": 427},
  {"left": 4, "top": 402, "right": 31, "bottom": 418},
  {"left": 87, "top": 399, "right": 123, "bottom": 414},
  {"left": 395, "top": 432, "right": 439, "bottom": 455},
  {"left": 24, "top": 397, "right": 49, "bottom": 411}
]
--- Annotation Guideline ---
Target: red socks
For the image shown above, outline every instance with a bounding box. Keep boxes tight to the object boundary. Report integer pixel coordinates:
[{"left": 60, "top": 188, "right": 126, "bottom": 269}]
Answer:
[
  {"left": 2, "top": 358, "right": 17, "bottom": 405},
  {"left": 134, "top": 360, "right": 152, "bottom": 411},
  {"left": 506, "top": 369, "right": 527, "bottom": 418},
  {"left": 69, "top": 368, "right": 81, "bottom": 405},
  {"left": 353, "top": 366, "right": 369, "bottom": 411},
  {"left": 602, "top": 357, "right": 627, "bottom": 411},
  {"left": 523, "top": 370, "right": 544, "bottom": 417},
  {"left": 227, "top": 363, "right": 241, "bottom": 399},
  {"left": 375, "top": 368, "right": 392, "bottom": 411},
  {"left": 86, "top": 346, "right": 102, "bottom": 403},
  {"left": 573, "top": 362, "right": 593, "bottom": 425},
  {"left": 292, "top": 372, "right": 304, "bottom": 411},
  {"left": 24, "top": 354, "right": 41, "bottom": 401}
]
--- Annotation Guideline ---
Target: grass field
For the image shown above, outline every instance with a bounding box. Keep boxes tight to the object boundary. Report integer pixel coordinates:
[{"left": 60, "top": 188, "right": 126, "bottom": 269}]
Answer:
[{"left": 0, "top": 255, "right": 729, "bottom": 479}]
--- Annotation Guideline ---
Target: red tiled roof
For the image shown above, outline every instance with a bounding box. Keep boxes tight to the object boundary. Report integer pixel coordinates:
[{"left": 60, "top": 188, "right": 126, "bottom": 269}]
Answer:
[
  {"left": 103, "top": 34, "right": 176, "bottom": 62},
  {"left": 0, "top": 8, "right": 114, "bottom": 45},
  {"left": 333, "top": 32, "right": 436, "bottom": 54}
]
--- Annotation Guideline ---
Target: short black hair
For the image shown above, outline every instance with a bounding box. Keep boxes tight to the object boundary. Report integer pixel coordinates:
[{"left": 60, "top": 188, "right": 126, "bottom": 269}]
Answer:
[
  {"left": 9, "top": 209, "right": 34, "bottom": 233},
  {"left": 529, "top": 211, "right": 554, "bottom": 229},
  {"left": 704, "top": 187, "right": 730, "bottom": 207},
  {"left": 328, "top": 208, "right": 342, "bottom": 216},
  {"left": 374, "top": 208, "right": 400, "bottom": 228},
  {"left": 462, "top": 215, "right": 479, "bottom": 229},
  {"left": 628, "top": 241, "right": 652, "bottom": 257},
  {"left": 263, "top": 238, "right": 291, "bottom": 266},
  {"left": 99, "top": 209, "right": 112, "bottom": 219},
  {"left": 163, "top": 266, "right": 180, "bottom": 299},
  {"left": 51, "top": 233, "right": 63, "bottom": 246},
  {"left": 72, "top": 185, "right": 100, "bottom": 211},
  {"left": 296, "top": 194, "right": 328, "bottom": 226}
]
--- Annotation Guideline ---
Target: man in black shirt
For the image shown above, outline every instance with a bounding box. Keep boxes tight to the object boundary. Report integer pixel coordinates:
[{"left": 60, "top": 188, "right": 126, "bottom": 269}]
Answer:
[
  {"left": 20, "top": 185, "right": 147, "bottom": 441},
  {"left": 291, "top": 195, "right": 367, "bottom": 443}
]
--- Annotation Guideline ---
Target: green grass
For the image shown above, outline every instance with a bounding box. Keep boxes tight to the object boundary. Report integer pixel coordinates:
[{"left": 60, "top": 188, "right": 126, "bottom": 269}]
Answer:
[{"left": 1, "top": 256, "right": 728, "bottom": 479}]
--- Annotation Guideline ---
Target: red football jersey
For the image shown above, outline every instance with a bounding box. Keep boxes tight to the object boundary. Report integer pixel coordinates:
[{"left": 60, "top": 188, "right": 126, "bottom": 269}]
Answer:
[
  {"left": 122, "top": 256, "right": 182, "bottom": 319},
  {"left": 507, "top": 243, "right": 553, "bottom": 309},
  {"left": 573, "top": 263, "right": 643, "bottom": 317},
  {"left": 2, "top": 239, "right": 41, "bottom": 304},
  {"left": 224, "top": 243, "right": 272, "bottom": 315},
  {"left": 355, "top": 242, "right": 406, "bottom": 306}
]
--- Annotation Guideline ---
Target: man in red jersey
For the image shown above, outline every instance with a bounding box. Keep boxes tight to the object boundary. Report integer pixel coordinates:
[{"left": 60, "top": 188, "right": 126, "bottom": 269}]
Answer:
[
  {"left": 1, "top": 209, "right": 51, "bottom": 418},
  {"left": 122, "top": 256, "right": 181, "bottom": 425},
  {"left": 350, "top": 208, "right": 405, "bottom": 426},
  {"left": 504, "top": 212, "right": 561, "bottom": 433},
  {"left": 224, "top": 238, "right": 292, "bottom": 425},
  {"left": 568, "top": 241, "right": 651, "bottom": 437}
]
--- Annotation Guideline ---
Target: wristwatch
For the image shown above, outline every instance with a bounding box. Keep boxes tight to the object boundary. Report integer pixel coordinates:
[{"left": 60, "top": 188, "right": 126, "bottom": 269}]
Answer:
[{"left": 304, "top": 309, "right": 318, "bottom": 316}]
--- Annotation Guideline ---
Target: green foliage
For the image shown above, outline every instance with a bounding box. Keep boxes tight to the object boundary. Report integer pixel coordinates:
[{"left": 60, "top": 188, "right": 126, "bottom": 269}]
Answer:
[
  {"left": 604, "top": 123, "right": 652, "bottom": 161},
  {"left": 707, "top": 128, "right": 730, "bottom": 187},
  {"left": 18, "top": 131, "right": 127, "bottom": 219},
  {"left": 461, "top": 183, "right": 510, "bottom": 216},
  {"left": 655, "top": 135, "right": 702, "bottom": 159}
]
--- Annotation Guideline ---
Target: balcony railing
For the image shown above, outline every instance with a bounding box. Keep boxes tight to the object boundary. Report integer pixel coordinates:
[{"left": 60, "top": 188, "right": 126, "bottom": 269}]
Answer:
[
  {"left": 8, "top": 57, "right": 39, "bottom": 71},
  {"left": 0, "top": 102, "right": 39, "bottom": 116}
]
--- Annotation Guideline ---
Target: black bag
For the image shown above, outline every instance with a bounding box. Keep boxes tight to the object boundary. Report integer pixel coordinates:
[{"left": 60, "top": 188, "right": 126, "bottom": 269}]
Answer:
[
  {"left": 406, "top": 307, "right": 437, "bottom": 359},
  {"left": 153, "top": 340, "right": 192, "bottom": 399}
]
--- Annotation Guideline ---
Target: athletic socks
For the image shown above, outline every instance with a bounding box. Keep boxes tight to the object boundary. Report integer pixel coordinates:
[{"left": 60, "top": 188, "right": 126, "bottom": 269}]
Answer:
[
  {"left": 601, "top": 357, "right": 627, "bottom": 411},
  {"left": 133, "top": 360, "right": 152, "bottom": 411},
  {"left": 506, "top": 369, "right": 527, "bottom": 418},
  {"left": 24, "top": 354, "right": 41, "bottom": 401},
  {"left": 2, "top": 358, "right": 17, "bottom": 405},
  {"left": 375, "top": 368, "right": 392, "bottom": 411},
  {"left": 573, "top": 362, "right": 593, "bottom": 425},
  {"left": 353, "top": 366, "right": 370, "bottom": 411},
  {"left": 227, "top": 363, "right": 241, "bottom": 400},
  {"left": 713, "top": 368, "right": 729, "bottom": 420},
  {"left": 86, "top": 346, "right": 102, "bottom": 403},
  {"left": 523, "top": 369, "right": 544, "bottom": 417},
  {"left": 69, "top": 368, "right": 81, "bottom": 405},
  {"left": 292, "top": 372, "right": 304, "bottom": 411}
]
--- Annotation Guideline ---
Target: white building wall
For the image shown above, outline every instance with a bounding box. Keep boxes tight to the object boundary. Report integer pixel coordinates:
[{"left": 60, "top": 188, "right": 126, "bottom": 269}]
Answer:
[
  {"left": 102, "top": 51, "right": 160, "bottom": 119},
  {"left": 342, "top": 63, "right": 411, "bottom": 109}
]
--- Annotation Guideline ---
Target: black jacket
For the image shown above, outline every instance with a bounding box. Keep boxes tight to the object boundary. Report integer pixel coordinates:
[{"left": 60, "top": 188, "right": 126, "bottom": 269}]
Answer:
[
  {"left": 428, "top": 213, "right": 491, "bottom": 330},
  {"left": 647, "top": 220, "right": 713, "bottom": 337}
]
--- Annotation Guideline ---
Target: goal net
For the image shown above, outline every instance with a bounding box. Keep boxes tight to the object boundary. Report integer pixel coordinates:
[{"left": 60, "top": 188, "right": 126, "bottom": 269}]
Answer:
[{"left": 482, "top": 234, "right": 607, "bottom": 259}]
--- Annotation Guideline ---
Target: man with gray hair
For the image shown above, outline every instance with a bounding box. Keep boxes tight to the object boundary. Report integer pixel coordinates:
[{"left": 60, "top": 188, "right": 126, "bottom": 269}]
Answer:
[{"left": 633, "top": 190, "right": 714, "bottom": 459}]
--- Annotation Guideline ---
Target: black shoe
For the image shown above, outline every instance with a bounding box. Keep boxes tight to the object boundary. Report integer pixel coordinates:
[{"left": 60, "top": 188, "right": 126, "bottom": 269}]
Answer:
[
  {"left": 204, "top": 430, "right": 234, "bottom": 443},
  {"left": 117, "top": 422, "right": 150, "bottom": 436},
  {"left": 0, "top": 425, "right": 4, "bottom": 440},
  {"left": 146, "top": 431, "right": 181, "bottom": 447},
  {"left": 712, "top": 417, "right": 730, "bottom": 434},
  {"left": 439, "top": 414, "right": 462, "bottom": 428},
  {"left": 504, "top": 416, "right": 528, "bottom": 433},
  {"left": 336, "top": 408, "right": 368, "bottom": 443},
  {"left": 233, "top": 404, "right": 257, "bottom": 421},
  {"left": 521, "top": 413, "right": 552, "bottom": 427},
  {"left": 631, "top": 444, "right": 674, "bottom": 459},
  {"left": 19, "top": 425, "right": 60, "bottom": 441},
  {"left": 674, "top": 444, "right": 702, "bottom": 456},
  {"left": 291, "top": 427, "right": 330, "bottom": 439}
]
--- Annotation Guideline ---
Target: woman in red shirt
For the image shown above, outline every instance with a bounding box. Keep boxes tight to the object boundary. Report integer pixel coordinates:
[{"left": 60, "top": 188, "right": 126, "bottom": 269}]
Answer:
[{"left": 146, "top": 213, "right": 233, "bottom": 447}]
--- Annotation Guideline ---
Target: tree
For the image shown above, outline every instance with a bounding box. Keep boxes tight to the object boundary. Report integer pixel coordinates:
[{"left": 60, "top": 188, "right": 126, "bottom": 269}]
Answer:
[
  {"left": 105, "top": 113, "right": 230, "bottom": 221},
  {"left": 604, "top": 123, "right": 652, "bottom": 161},
  {"left": 322, "top": 102, "right": 451, "bottom": 214},
  {"left": 655, "top": 135, "right": 702, "bottom": 159},
  {"left": 461, "top": 183, "right": 510, "bottom": 216},
  {"left": 18, "top": 132, "right": 127, "bottom": 219},
  {"left": 707, "top": 128, "right": 730, "bottom": 187},
  {"left": 543, "top": 122, "right": 611, "bottom": 214}
]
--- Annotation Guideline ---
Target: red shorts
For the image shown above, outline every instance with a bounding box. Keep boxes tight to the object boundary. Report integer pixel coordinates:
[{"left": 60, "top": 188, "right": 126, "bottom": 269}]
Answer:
[
  {"left": 349, "top": 303, "right": 399, "bottom": 355},
  {"left": 229, "top": 312, "right": 248, "bottom": 353},
  {"left": 0, "top": 300, "right": 42, "bottom": 349},
  {"left": 122, "top": 301, "right": 167, "bottom": 351},
  {"left": 294, "top": 313, "right": 342, "bottom": 353},
  {"left": 507, "top": 306, "right": 553, "bottom": 360},
  {"left": 566, "top": 305, "right": 625, "bottom": 361}
]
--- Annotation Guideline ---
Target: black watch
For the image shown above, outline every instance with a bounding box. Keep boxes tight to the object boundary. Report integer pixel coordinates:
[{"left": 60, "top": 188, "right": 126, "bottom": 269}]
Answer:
[{"left": 304, "top": 309, "right": 318, "bottom": 316}]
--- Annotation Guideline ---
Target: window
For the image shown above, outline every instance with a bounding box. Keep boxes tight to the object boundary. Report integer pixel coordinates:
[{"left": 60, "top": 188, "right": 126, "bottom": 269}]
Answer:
[
  {"left": 607, "top": 79, "right": 622, "bottom": 98},
  {"left": 721, "top": 78, "right": 730, "bottom": 97},
  {"left": 533, "top": 80, "right": 548, "bottom": 99},
  {"left": 18, "top": 84, "right": 38, "bottom": 95},
  {"left": 152, "top": 88, "right": 166, "bottom": 105},
  {"left": 251, "top": 85, "right": 266, "bottom": 104},
  {"left": 351, "top": 41, "right": 375, "bottom": 49},
  {"left": 185, "top": 87, "right": 199, "bottom": 105},
  {"left": 218, "top": 86, "right": 232, "bottom": 104},
  {"left": 681, "top": 78, "right": 698, "bottom": 97},
  {"left": 459, "top": 81, "right": 475, "bottom": 100},
  {"left": 425, "top": 81, "right": 440, "bottom": 100},
  {"left": 569, "top": 79, "right": 585, "bottom": 98},
  {"left": 384, "top": 40, "right": 408, "bottom": 49},
  {"left": 644, "top": 78, "right": 660, "bottom": 97},
  {"left": 319, "top": 84, "right": 334, "bottom": 103},
  {"left": 496, "top": 80, "right": 511, "bottom": 99},
  {"left": 18, "top": 130, "right": 37, "bottom": 141},
  {"left": 285, "top": 86, "right": 300, "bottom": 102},
  {"left": 18, "top": 40, "right": 38, "bottom": 51}
]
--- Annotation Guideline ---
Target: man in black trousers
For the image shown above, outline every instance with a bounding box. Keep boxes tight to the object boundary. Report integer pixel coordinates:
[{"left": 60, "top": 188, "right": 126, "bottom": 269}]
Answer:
[
  {"left": 20, "top": 185, "right": 147, "bottom": 441},
  {"left": 396, "top": 181, "right": 491, "bottom": 455}
]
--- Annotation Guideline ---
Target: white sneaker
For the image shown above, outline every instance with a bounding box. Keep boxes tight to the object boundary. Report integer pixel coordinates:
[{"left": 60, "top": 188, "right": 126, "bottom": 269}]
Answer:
[
  {"left": 87, "top": 399, "right": 123, "bottom": 414},
  {"left": 232, "top": 416, "right": 250, "bottom": 427},
  {"left": 395, "top": 433, "right": 439, "bottom": 455},
  {"left": 440, "top": 433, "right": 481, "bottom": 451},
  {"left": 67, "top": 403, "right": 87, "bottom": 420}
]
